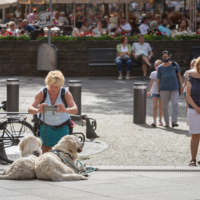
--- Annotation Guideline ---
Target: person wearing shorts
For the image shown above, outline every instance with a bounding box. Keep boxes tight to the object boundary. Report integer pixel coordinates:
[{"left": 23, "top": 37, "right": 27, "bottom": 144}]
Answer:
[
  {"left": 187, "top": 57, "right": 200, "bottom": 166},
  {"left": 147, "top": 60, "right": 163, "bottom": 127},
  {"left": 182, "top": 59, "right": 196, "bottom": 118},
  {"left": 132, "top": 34, "right": 154, "bottom": 79}
]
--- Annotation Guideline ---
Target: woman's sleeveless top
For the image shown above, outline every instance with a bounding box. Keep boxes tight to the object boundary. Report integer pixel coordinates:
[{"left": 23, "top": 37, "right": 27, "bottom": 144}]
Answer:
[{"left": 37, "top": 87, "right": 70, "bottom": 126}]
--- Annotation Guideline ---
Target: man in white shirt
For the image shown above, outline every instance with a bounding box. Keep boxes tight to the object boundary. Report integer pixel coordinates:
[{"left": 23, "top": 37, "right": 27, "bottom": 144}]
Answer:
[
  {"left": 114, "top": 17, "right": 132, "bottom": 37},
  {"left": 139, "top": 16, "right": 149, "bottom": 35},
  {"left": 132, "top": 34, "right": 154, "bottom": 79}
]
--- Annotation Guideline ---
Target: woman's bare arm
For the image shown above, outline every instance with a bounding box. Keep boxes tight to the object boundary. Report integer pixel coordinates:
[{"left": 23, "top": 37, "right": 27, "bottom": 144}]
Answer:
[{"left": 65, "top": 91, "right": 78, "bottom": 114}]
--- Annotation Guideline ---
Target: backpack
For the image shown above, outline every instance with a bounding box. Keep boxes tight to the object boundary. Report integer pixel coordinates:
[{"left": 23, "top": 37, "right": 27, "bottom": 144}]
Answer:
[
  {"left": 172, "top": 61, "right": 181, "bottom": 95},
  {"left": 32, "top": 87, "right": 69, "bottom": 136}
]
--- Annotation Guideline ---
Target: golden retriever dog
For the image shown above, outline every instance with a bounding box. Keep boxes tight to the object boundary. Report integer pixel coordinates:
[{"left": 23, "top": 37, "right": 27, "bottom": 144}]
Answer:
[
  {"left": 0, "top": 135, "right": 42, "bottom": 180},
  {"left": 35, "top": 135, "right": 88, "bottom": 181}
]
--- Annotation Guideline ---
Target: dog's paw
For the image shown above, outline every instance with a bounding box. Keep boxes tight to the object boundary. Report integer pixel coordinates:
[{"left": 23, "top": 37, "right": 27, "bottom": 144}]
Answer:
[{"left": 81, "top": 174, "right": 88, "bottom": 180}]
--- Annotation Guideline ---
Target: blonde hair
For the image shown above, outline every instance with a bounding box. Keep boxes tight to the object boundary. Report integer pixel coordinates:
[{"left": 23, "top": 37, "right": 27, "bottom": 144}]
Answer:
[
  {"left": 155, "top": 59, "right": 162, "bottom": 66},
  {"left": 194, "top": 57, "right": 200, "bottom": 73},
  {"left": 45, "top": 70, "right": 65, "bottom": 87},
  {"left": 190, "top": 59, "right": 196, "bottom": 67},
  {"left": 9, "top": 21, "right": 16, "bottom": 26}
]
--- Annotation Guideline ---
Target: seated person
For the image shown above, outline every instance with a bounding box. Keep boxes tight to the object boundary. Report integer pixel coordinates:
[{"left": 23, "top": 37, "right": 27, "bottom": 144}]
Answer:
[
  {"left": 27, "top": 9, "right": 37, "bottom": 23},
  {"left": 159, "top": 19, "right": 171, "bottom": 36},
  {"left": 72, "top": 21, "right": 83, "bottom": 36},
  {"left": 182, "top": 13, "right": 191, "bottom": 29},
  {"left": 179, "top": 20, "right": 191, "bottom": 32},
  {"left": 3, "top": 13, "right": 10, "bottom": 24},
  {"left": 52, "top": 17, "right": 59, "bottom": 25},
  {"left": 131, "top": 34, "right": 153, "bottom": 79},
  {"left": 149, "top": 14, "right": 161, "bottom": 31},
  {"left": 17, "top": 18, "right": 23, "bottom": 30},
  {"left": 22, "top": 20, "right": 35, "bottom": 34},
  {"left": 116, "top": 36, "right": 132, "bottom": 80},
  {"left": 104, "top": 15, "right": 111, "bottom": 33},
  {"left": 6, "top": 21, "right": 19, "bottom": 36},
  {"left": 82, "top": 19, "right": 92, "bottom": 33},
  {"left": 139, "top": 16, "right": 149, "bottom": 35},
  {"left": 114, "top": 17, "right": 132, "bottom": 36},
  {"left": 93, "top": 20, "right": 107, "bottom": 36},
  {"left": 58, "top": 12, "right": 69, "bottom": 25}
]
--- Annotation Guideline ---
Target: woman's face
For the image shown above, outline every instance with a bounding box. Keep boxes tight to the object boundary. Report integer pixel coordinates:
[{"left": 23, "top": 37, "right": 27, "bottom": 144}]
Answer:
[
  {"left": 49, "top": 82, "right": 61, "bottom": 95},
  {"left": 124, "top": 37, "right": 128, "bottom": 44},
  {"left": 10, "top": 24, "right": 15, "bottom": 31},
  {"left": 98, "top": 21, "right": 102, "bottom": 28},
  {"left": 162, "top": 53, "right": 170, "bottom": 60},
  {"left": 181, "top": 21, "right": 187, "bottom": 28}
]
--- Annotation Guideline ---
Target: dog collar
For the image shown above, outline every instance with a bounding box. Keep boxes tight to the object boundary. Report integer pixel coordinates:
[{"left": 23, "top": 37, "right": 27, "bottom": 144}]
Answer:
[{"left": 32, "top": 151, "right": 40, "bottom": 157}]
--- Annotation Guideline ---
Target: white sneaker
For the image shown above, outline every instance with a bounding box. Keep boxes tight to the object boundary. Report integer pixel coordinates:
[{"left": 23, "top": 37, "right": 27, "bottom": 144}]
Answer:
[
  {"left": 118, "top": 75, "right": 122, "bottom": 80},
  {"left": 126, "top": 75, "right": 130, "bottom": 80}
]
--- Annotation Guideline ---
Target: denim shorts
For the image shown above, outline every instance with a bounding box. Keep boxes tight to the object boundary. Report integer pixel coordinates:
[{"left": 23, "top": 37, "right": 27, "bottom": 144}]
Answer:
[
  {"left": 183, "top": 92, "right": 186, "bottom": 97},
  {"left": 152, "top": 93, "right": 160, "bottom": 98}
]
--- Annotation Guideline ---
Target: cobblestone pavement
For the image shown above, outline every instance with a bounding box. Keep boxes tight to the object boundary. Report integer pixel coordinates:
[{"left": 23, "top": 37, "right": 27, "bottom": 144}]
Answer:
[{"left": 0, "top": 77, "right": 194, "bottom": 166}]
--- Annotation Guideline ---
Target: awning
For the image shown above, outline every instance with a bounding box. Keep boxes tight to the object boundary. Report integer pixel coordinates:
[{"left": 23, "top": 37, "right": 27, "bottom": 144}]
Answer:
[
  {"left": 46, "top": 0, "right": 149, "bottom": 3},
  {"left": 17, "top": 0, "right": 46, "bottom": 4},
  {"left": 0, "top": 0, "right": 17, "bottom": 8}
]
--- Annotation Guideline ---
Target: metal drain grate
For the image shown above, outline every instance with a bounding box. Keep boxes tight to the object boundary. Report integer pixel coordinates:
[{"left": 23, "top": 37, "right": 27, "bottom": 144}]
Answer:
[{"left": 98, "top": 169, "right": 200, "bottom": 172}]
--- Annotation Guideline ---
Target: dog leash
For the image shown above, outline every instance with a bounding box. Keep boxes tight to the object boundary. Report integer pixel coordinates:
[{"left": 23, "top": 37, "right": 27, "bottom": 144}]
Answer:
[{"left": 53, "top": 150, "right": 99, "bottom": 174}]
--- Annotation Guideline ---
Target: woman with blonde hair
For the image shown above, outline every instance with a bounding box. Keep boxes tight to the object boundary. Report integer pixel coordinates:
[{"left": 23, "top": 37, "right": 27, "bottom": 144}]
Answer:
[
  {"left": 28, "top": 70, "right": 78, "bottom": 153},
  {"left": 186, "top": 57, "right": 200, "bottom": 166}
]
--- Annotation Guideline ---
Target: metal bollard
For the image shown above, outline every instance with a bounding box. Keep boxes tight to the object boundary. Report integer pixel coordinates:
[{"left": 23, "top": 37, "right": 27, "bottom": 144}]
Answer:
[
  {"left": 7, "top": 78, "right": 19, "bottom": 113},
  {"left": 133, "top": 82, "right": 147, "bottom": 124},
  {"left": 0, "top": 148, "right": 8, "bottom": 165},
  {"left": 68, "top": 80, "right": 82, "bottom": 115}
]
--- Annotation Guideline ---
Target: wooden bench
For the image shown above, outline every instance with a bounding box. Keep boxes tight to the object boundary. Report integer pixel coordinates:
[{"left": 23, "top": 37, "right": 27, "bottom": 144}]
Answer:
[
  {"left": 88, "top": 48, "right": 155, "bottom": 78},
  {"left": 191, "top": 47, "right": 200, "bottom": 59}
]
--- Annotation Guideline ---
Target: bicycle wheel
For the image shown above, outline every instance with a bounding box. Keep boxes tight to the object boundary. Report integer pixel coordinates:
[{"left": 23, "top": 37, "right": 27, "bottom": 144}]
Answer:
[{"left": 0, "top": 120, "right": 36, "bottom": 163}]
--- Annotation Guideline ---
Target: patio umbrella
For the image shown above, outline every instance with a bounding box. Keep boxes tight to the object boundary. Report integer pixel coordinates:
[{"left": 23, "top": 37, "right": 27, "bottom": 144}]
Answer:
[{"left": 0, "top": 0, "right": 17, "bottom": 8}]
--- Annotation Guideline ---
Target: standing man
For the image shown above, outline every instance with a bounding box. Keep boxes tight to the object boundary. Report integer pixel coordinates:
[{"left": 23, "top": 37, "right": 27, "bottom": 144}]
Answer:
[
  {"left": 114, "top": 17, "right": 132, "bottom": 37},
  {"left": 132, "top": 34, "right": 153, "bottom": 79},
  {"left": 139, "top": 16, "right": 149, "bottom": 35}
]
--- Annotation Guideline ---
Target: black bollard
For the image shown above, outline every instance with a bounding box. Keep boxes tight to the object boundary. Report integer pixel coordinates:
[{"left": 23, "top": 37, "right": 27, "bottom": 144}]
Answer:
[
  {"left": 0, "top": 147, "right": 8, "bottom": 165},
  {"left": 133, "top": 82, "right": 147, "bottom": 124},
  {"left": 69, "top": 80, "right": 81, "bottom": 115},
  {"left": 7, "top": 79, "right": 19, "bottom": 113}
]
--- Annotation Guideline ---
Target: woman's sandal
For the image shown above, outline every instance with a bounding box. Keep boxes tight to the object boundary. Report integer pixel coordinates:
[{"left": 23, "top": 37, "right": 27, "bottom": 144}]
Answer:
[
  {"left": 172, "top": 122, "right": 179, "bottom": 128},
  {"left": 165, "top": 124, "right": 169, "bottom": 128},
  {"left": 189, "top": 159, "right": 196, "bottom": 166},
  {"left": 151, "top": 123, "right": 156, "bottom": 127}
]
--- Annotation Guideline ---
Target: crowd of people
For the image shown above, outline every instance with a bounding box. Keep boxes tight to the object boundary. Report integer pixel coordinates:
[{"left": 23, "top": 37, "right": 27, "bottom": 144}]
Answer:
[{"left": 1, "top": 8, "right": 200, "bottom": 38}]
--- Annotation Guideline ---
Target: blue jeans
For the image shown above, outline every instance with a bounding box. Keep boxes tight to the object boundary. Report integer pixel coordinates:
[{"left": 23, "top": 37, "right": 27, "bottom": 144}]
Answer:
[{"left": 116, "top": 58, "right": 132, "bottom": 73}]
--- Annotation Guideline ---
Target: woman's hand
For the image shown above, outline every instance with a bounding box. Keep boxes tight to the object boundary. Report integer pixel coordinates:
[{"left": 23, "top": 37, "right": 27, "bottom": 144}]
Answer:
[
  {"left": 180, "top": 85, "right": 184, "bottom": 94},
  {"left": 195, "top": 107, "right": 200, "bottom": 114},
  {"left": 37, "top": 103, "right": 48, "bottom": 113},
  {"left": 56, "top": 104, "right": 66, "bottom": 113},
  {"left": 119, "top": 53, "right": 125, "bottom": 57},
  {"left": 147, "top": 91, "right": 151, "bottom": 96}
]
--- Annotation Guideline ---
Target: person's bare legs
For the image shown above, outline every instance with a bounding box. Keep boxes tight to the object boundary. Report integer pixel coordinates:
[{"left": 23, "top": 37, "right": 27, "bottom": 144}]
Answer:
[
  {"left": 114, "top": 30, "right": 120, "bottom": 37},
  {"left": 142, "top": 55, "right": 151, "bottom": 66},
  {"left": 159, "top": 97, "right": 163, "bottom": 121},
  {"left": 42, "top": 145, "right": 52, "bottom": 153},
  {"left": 152, "top": 97, "right": 158, "bottom": 123},
  {"left": 190, "top": 134, "right": 200, "bottom": 161},
  {"left": 142, "top": 63, "right": 147, "bottom": 76}
]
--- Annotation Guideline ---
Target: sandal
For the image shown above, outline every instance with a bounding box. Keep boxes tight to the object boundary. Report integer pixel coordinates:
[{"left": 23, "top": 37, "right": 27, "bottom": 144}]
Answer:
[
  {"left": 159, "top": 120, "right": 163, "bottom": 126},
  {"left": 165, "top": 124, "right": 169, "bottom": 128},
  {"left": 172, "top": 122, "right": 179, "bottom": 128},
  {"left": 151, "top": 123, "right": 156, "bottom": 127},
  {"left": 189, "top": 159, "right": 196, "bottom": 166}
]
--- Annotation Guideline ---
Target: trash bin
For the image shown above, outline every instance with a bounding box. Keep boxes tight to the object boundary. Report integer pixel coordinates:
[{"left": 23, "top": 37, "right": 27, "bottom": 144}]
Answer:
[
  {"left": 69, "top": 80, "right": 82, "bottom": 115},
  {"left": 133, "top": 82, "right": 147, "bottom": 124}
]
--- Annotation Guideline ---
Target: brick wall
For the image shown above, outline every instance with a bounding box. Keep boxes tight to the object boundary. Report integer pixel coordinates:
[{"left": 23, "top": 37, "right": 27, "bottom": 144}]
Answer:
[{"left": 0, "top": 40, "right": 198, "bottom": 77}]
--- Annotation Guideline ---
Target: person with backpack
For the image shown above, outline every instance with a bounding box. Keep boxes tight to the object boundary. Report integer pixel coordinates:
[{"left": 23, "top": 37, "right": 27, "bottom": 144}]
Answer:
[
  {"left": 157, "top": 51, "right": 183, "bottom": 128},
  {"left": 28, "top": 70, "right": 78, "bottom": 153}
]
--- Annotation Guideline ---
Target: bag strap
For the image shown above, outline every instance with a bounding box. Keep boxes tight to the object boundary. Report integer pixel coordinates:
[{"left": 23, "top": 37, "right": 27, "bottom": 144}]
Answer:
[
  {"left": 40, "top": 87, "right": 47, "bottom": 104},
  {"left": 61, "top": 88, "right": 69, "bottom": 108},
  {"left": 172, "top": 61, "right": 178, "bottom": 74}
]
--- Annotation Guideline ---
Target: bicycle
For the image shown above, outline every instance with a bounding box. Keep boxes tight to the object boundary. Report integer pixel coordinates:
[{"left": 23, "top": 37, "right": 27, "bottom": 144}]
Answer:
[{"left": 0, "top": 103, "right": 36, "bottom": 164}]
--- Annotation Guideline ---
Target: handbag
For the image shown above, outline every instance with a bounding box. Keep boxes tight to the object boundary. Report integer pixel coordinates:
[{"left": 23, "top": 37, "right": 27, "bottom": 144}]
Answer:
[{"left": 120, "top": 54, "right": 130, "bottom": 60}]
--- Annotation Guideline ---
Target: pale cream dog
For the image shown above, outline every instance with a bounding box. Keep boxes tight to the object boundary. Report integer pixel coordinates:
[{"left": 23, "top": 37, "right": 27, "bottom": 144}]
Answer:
[
  {"left": 0, "top": 135, "right": 42, "bottom": 180},
  {"left": 35, "top": 135, "right": 88, "bottom": 181}
]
